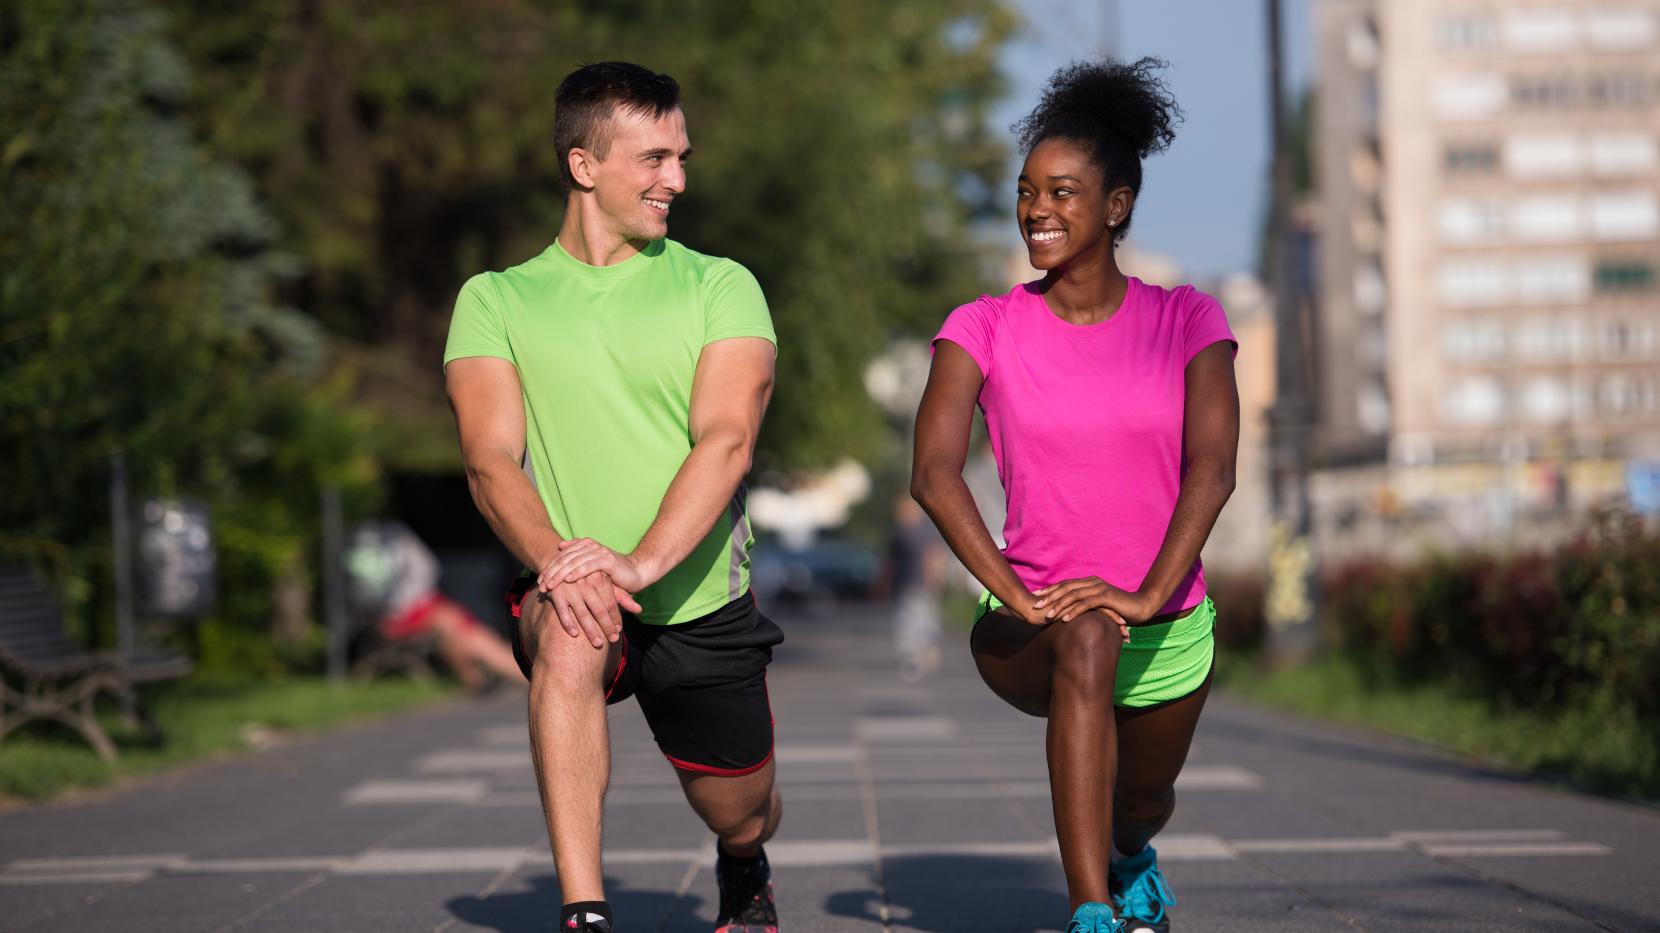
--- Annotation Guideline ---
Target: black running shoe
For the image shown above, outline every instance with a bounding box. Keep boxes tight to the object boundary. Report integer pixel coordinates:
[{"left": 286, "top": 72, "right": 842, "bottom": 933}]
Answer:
[{"left": 714, "top": 844, "right": 777, "bottom": 933}]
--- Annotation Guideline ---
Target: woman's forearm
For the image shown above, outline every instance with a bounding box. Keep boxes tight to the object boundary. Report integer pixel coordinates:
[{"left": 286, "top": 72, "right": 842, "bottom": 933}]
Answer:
[
  {"left": 1133, "top": 459, "right": 1235, "bottom": 613},
  {"left": 912, "top": 467, "right": 1033, "bottom": 613}
]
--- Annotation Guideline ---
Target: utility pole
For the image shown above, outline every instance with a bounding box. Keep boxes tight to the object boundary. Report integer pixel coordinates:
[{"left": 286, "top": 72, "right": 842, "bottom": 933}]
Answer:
[
  {"left": 111, "top": 451, "right": 138, "bottom": 724},
  {"left": 1264, "top": 0, "right": 1319, "bottom": 665},
  {"left": 1100, "top": 0, "right": 1120, "bottom": 59},
  {"left": 322, "top": 485, "right": 348, "bottom": 684}
]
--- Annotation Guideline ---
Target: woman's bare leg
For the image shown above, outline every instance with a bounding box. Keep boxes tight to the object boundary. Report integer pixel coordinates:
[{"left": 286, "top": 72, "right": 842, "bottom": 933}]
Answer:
[
  {"left": 972, "top": 607, "right": 1123, "bottom": 910},
  {"left": 1112, "top": 669, "right": 1211, "bottom": 856}
]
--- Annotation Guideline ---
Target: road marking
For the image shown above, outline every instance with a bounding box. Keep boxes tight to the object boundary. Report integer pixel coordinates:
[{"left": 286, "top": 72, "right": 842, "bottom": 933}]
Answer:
[
  {"left": 478, "top": 725, "right": 529, "bottom": 746},
  {"left": 343, "top": 779, "right": 490, "bottom": 805},
  {"left": 0, "top": 828, "right": 1608, "bottom": 885},
  {"left": 413, "top": 750, "right": 532, "bottom": 774},
  {"left": 1421, "top": 843, "right": 1613, "bottom": 857},
  {"left": 1173, "top": 765, "right": 1265, "bottom": 789},
  {"left": 856, "top": 716, "right": 956, "bottom": 741},
  {"left": 775, "top": 743, "right": 859, "bottom": 763},
  {"left": 1393, "top": 829, "right": 1564, "bottom": 843}
]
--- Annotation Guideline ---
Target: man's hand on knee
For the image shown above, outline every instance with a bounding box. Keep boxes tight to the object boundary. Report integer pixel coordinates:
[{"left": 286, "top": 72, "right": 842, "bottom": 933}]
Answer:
[{"left": 539, "top": 570, "right": 638, "bottom": 648}]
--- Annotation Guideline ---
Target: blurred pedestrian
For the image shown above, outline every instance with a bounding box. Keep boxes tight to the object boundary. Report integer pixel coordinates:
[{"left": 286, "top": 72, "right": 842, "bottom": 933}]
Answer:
[
  {"left": 444, "top": 62, "right": 783, "bottom": 933},
  {"left": 912, "top": 59, "right": 1237, "bottom": 933},
  {"left": 872, "top": 494, "right": 946, "bottom": 682},
  {"left": 345, "top": 521, "right": 527, "bottom": 692}
]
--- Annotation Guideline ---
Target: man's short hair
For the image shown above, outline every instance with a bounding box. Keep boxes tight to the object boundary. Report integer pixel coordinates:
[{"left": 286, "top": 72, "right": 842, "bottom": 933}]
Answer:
[{"left": 553, "top": 62, "right": 683, "bottom": 194}]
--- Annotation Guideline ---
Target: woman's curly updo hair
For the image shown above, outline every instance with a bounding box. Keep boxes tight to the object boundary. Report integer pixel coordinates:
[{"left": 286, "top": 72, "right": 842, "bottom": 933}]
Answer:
[{"left": 1012, "top": 57, "right": 1182, "bottom": 242}]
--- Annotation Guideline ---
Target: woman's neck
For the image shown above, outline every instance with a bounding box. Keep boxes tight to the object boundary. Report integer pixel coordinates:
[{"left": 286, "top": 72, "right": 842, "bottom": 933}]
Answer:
[{"left": 1038, "top": 246, "right": 1130, "bottom": 326}]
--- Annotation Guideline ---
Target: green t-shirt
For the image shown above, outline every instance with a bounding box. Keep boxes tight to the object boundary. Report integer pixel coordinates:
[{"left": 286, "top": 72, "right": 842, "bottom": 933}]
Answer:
[{"left": 443, "top": 238, "right": 775, "bottom": 625}]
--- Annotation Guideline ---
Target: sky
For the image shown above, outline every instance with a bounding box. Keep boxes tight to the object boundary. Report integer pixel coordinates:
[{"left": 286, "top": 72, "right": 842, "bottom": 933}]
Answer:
[{"left": 990, "top": 0, "right": 1317, "bottom": 281}]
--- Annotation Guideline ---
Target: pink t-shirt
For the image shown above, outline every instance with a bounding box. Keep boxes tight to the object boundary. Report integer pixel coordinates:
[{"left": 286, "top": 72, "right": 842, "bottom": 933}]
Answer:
[{"left": 934, "top": 277, "right": 1236, "bottom": 615}]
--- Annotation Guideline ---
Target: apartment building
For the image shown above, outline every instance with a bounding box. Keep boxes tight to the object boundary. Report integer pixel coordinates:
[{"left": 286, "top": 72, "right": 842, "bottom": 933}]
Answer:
[{"left": 1316, "top": 1, "right": 1660, "bottom": 468}]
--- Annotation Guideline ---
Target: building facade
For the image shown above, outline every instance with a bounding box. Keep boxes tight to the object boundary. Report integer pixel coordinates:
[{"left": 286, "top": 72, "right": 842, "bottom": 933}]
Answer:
[{"left": 1310, "top": 0, "right": 1658, "bottom": 554}]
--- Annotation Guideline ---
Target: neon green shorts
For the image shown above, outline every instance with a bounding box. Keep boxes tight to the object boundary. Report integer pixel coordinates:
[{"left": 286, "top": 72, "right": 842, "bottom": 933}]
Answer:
[{"left": 973, "top": 591, "right": 1216, "bottom": 708}]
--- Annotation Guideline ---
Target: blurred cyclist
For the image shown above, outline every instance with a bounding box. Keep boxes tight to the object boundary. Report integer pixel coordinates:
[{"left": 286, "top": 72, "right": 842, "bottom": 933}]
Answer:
[{"left": 445, "top": 62, "right": 782, "bottom": 933}]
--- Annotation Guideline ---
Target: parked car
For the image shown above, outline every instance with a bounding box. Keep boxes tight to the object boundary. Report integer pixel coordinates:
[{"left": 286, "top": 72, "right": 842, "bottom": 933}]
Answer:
[{"left": 750, "top": 539, "right": 877, "bottom": 606}]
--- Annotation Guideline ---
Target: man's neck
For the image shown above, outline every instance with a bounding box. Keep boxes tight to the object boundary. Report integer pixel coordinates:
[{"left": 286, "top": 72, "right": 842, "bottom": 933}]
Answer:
[{"left": 557, "top": 195, "right": 651, "bottom": 267}]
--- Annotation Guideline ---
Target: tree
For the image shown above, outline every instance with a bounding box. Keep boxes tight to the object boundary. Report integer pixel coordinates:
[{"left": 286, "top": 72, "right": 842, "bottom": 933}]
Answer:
[
  {"left": 1, "top": 0, "right": 379, "bottom": 675},
  {"left": 163, "top": 0, "right": 1014, "bottom": 471}
]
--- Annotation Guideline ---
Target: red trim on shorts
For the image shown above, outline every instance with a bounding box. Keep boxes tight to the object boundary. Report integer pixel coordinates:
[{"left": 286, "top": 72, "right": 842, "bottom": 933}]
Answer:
[
  {"left": 663, "top": 747, "right": 774, "bottom": 777},
  {"left": 604, "top": 635, "right": 627, "bottom": 702},
  {"left": 381, "top": 593, "right": 480, "bottom": 640}
]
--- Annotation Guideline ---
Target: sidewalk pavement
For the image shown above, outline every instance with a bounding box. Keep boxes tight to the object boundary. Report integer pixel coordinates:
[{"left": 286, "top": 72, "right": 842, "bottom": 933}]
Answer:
[{"left": 1, "top": 602, "right": 1656, "bottom": 933}]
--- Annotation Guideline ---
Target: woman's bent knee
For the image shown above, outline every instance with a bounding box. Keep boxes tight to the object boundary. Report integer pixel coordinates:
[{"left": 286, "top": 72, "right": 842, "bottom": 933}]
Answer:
[{"left": 1052, "top": 611, "right": 1122, "bottom": 682}]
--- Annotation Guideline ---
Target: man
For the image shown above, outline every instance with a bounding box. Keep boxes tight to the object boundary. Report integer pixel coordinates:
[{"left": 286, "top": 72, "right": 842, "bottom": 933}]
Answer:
[{"left": 444, "top": 62, "right": 783, "bottom": 933}]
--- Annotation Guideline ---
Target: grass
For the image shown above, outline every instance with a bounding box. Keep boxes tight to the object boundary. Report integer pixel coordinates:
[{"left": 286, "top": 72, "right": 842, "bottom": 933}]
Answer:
[
  {"left": 0, "top": 676, "right": 457, "bottom": 802},
  {"left": 1216, "top": 651, "right": 1660, "bottom": 801}
]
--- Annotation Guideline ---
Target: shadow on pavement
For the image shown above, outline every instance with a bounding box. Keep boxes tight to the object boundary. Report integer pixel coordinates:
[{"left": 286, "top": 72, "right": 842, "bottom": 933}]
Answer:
[
  {"left": 445, "top": 872, "right": 700, "bottom": 933},
  {"left": 827, "top": 855, "right": 1071, "bottom": 933}
]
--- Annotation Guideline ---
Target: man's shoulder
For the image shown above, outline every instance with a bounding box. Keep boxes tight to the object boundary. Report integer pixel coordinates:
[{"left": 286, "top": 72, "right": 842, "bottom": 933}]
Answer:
[{"left": 658, "top": 239, "right": 756, "bottom": 285}]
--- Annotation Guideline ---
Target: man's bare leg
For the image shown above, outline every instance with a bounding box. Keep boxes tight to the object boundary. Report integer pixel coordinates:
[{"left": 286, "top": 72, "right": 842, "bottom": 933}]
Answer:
[
  {"left": 522, "top": 592, "right": 620, "bottom": 903},
  {"left": 676, "top": 760, "right": 783, "bottom": 856}
]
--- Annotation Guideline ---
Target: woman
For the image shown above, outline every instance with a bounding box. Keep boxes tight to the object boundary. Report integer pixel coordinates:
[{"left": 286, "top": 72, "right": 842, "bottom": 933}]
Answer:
[{"left": 911, "top": 58, "right": 1238, "bottom": 933}]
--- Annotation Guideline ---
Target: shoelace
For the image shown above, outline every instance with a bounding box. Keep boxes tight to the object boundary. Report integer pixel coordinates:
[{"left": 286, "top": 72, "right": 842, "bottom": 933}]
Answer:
[
  {"left": 1066, "top": 902, "right": 1126, "bottom": 933},
  {"left": 1116, "top": 860, "right": 1176, "bottom": 925}
]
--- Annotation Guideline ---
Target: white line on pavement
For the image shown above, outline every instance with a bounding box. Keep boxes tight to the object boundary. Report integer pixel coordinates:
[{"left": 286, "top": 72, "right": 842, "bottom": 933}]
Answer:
[{"left": 0, "top": 829, "right": 1607, "bottom": 884}]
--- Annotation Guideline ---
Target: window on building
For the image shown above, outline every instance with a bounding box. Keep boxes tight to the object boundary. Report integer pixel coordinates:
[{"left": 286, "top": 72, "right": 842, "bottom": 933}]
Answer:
[
  {"left": 1438, "top": 198, "right": 1507, "bottom": 243},
  {"left": 1590, "top": 74, "right": 1647, "bottom": 107},
  {"left": 1439, "top": 259, "right": 1508, "bottom": 306},
  {"left": 1443, "top": 318, "right": 1507, "bottom": 362},
  {"left": 1505, "top": 8, "right": 1577, "bottom": 52},
  {"left": 1353, "top": 261, "right": 1386, "bottom": 314},
  {"left": 1602, "top": 375, "right": 1657, "bottom": 416},
  {"left": 1521, "top": 377, "right": 1573, "bottom": 423},
  {"left": 1517, "top": 257, "right": 1592, "bottom": 303},
  {"left": 1511, "top": 195, "right": 1584, "bottom": 242},
  {"left": 1591, "top": 133, "right": 1658, "bottom": 177},
  {"left": 1601, "top": 318, "right": 1656, "bottom": 357},
  {"left": 1507, "top": 132, "right": 1581, "bottom": 177},
  {"left": 1438, "top": 15, "right": 1499, "bottom": 50},
  {"left": 1347, "top": 19, "right": 1381, "bottom": 68},
  {"left": 1586, "top": 7, "right": 1657, "bottom": 50},
  {"left": 1515, "top": 317, "right": 1589, "bottom": 361},
  {"left": 1442, "top": 377, "right": 1506, "bottom": 426},
  {"left": 1590, "top": 193, "right": 1660, "bottom": 242},
  {"left": 1596, "top": 261, "right": 1655, "bottom": 292},
  {"left": 1446, "top": 143, "right": 1499, "bottom": 174},
  {"left": 1513, "top": 76, "right": 1578, "bottom": 108},
  {"left": 1436, "top": 73, "right": 1509, "bottom": 119}
]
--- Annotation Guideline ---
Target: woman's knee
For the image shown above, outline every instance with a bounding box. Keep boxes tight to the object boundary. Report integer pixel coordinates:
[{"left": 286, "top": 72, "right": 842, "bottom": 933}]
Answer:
[{"left": 1051, "top": 611, "right": 1122, "bottom": 684}]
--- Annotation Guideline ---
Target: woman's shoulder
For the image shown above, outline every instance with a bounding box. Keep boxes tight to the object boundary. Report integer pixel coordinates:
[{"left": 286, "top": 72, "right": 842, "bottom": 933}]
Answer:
[
  {"left": 1130, "top": 277, "right": 1222, "bottom": 317},
  {"left": 944, "top": 281, "right": 1035, "bottom": 328}
]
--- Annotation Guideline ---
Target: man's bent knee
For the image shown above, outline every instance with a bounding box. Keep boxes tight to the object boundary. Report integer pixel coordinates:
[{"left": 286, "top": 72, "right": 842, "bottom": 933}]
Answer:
[{"left": 523, "top": 597, "right": 615, "bottom": 690}]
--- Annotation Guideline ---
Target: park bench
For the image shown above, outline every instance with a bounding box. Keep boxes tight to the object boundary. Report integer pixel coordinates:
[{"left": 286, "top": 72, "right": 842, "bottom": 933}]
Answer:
[{"left": 0, "top": 564, "right": 192, "bottom": 761}]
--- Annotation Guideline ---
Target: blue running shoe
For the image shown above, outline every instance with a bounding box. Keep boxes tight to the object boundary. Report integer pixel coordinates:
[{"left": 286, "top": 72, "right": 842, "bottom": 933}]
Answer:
[
  {"left": 1110, "top": 847, "right": 1175, "bottom": 933},
  {"left": 1066, "top": 902, "right": 1125, "bottom": 933}
]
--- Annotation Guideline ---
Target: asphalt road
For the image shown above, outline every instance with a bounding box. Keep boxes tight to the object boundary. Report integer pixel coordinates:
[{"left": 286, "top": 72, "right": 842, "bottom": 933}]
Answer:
[{"left": 2, "top": 603, "right": 1656, "bottom": 933}]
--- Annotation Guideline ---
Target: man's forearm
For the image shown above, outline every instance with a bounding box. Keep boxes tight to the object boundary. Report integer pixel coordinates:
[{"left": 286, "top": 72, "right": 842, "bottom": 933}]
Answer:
[
  {"left": 628, "top": 428, "right": 751, "bottom": 585},
  {"left": 466, "top": 453, "right": 564, "bottom": 571}
]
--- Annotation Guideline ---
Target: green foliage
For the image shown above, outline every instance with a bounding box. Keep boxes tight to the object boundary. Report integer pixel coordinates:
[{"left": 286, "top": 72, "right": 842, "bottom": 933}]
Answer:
[
  {"left": 1225, "top": 514, "right": 1660, "bottom": 798},
  {"left": 0, "top": 676, "right": 452, "bottom": 800},
  {"left": 1322, "top": 516, "right": 1660, "bottom": 722},
  {"left": 1219, "top": 652, "right": 1659, "bottom": 799},
  {"left": 1, "top": 0, "right": 382, "bottom": 675},
  {"left": 162, "top": 0, "right": 1013, "bottom": 470}
]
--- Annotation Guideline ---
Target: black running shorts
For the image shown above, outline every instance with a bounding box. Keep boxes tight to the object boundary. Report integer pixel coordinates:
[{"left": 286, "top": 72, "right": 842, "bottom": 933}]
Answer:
[{"left": 506, "top": 578, "right": 784, "bottom": 775}]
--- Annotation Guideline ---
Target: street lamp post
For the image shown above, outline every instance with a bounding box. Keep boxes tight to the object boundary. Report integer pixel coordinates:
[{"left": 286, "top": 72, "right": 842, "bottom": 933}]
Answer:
[{"left": 1264, "top": 0, "right": 1319, "bottom": 664}]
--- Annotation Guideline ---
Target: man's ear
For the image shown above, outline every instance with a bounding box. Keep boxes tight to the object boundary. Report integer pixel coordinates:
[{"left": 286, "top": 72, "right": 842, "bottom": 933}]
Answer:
[{"left": 568, "top": 148, "right": 598, "bottom": 190}]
